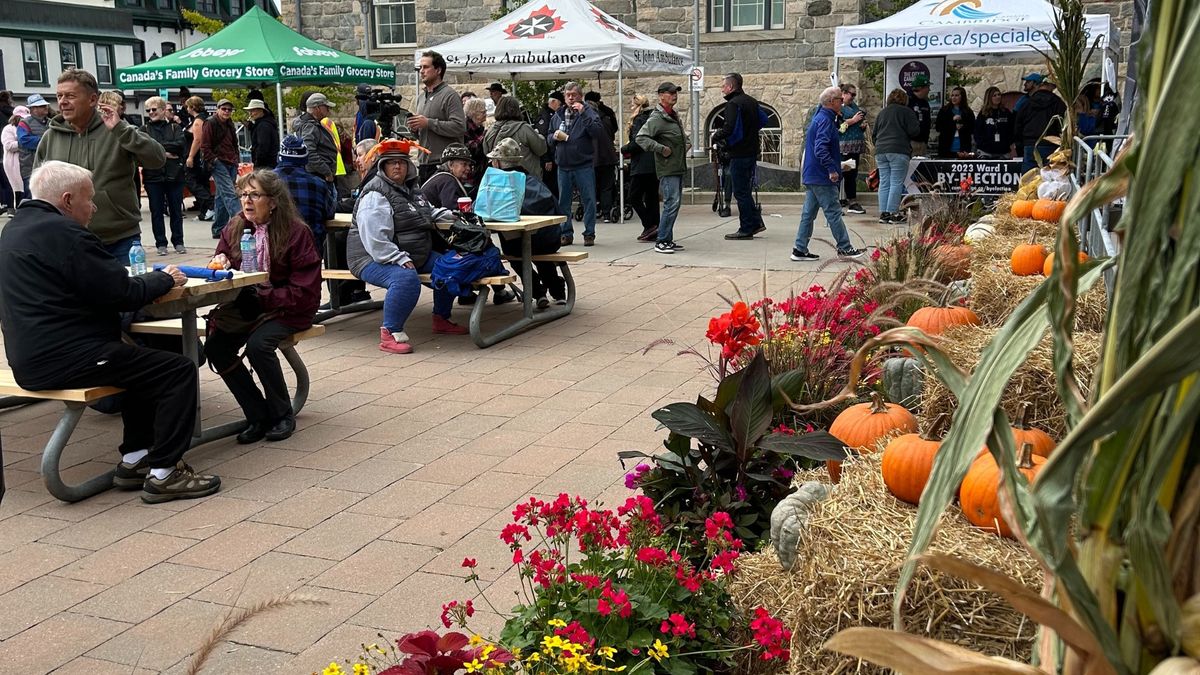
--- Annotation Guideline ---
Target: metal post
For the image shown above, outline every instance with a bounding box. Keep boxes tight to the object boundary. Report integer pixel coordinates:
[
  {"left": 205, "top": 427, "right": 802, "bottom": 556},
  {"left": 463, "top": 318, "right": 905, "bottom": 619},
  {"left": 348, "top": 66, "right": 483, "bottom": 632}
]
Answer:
[
  {"left": 362, "top": 0, "right": 372, "bottom": 60},
  {"left": 276, "top": 82, "right": 286, "bottom": 133},
  {"left": 690, "top": 0, "right": 701, "bottom": 157},
  {"left": 618, "top": 67, "right": 625, "bottom": 224}
]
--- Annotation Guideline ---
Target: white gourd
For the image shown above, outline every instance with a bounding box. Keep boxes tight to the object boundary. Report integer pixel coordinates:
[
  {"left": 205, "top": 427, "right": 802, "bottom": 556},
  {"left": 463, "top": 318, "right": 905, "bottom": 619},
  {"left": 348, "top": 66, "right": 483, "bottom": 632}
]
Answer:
[
  {"left": 770, "top": 481, "right": 832, "bottom": 571},
  {"left": 964, "top": 221, "right": 995, "bottom": 243}
]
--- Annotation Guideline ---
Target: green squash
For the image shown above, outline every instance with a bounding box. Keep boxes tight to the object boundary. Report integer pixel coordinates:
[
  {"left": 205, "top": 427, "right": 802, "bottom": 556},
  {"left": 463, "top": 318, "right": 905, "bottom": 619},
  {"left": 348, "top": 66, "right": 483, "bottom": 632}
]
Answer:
[{"left": 882, "top": 357, "right": 925, "bottom": 410}]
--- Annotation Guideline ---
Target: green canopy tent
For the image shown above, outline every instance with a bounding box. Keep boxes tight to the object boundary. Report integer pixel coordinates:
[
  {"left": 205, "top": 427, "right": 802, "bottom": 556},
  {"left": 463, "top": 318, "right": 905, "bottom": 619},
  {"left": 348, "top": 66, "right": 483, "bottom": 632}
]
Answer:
[{"left": 116, "top": 5, "right": 395, "bottom": 128}]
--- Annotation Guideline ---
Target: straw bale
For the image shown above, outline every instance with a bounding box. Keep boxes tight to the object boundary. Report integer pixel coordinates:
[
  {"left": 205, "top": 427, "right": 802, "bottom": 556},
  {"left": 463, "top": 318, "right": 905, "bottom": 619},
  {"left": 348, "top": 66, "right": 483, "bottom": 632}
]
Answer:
[
  {"left": 919, "top": 324, "right": 1103, "bottom": 438},
  {"left": 993, "top": 212, "right": 1059, "bottom": 239},
  {"left": 730, "top": 455, "right": 1040, "bottom": 675},
  {"left": 970, "top": 261, "right": 1108, "bottom": 333}
]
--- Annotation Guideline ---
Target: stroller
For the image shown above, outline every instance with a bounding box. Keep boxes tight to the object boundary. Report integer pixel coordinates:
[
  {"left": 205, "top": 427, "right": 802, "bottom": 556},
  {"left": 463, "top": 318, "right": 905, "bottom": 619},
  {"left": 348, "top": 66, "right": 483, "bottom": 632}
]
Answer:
[{"left": 572, "top": 162, "right": 635, "bottom": 223}]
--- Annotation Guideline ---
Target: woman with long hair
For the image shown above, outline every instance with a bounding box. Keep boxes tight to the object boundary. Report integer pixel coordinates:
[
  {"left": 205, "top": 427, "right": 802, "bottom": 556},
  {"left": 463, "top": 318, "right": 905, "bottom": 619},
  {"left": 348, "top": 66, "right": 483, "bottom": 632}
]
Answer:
[
  {"left": 974, "top": 86, "right": 1015, "bottom": 159},
  {"left": 484, "top": 95, "right": 548, "bottom": 179},
  {"left": 621, "top": 94, "right": 659, "bottom": 241},
  {"left": 206, "top": 170, "right": 322, "bottom": 443},
  {"left": 935, "top": 86, "right": 975, "bottom": 157},
  {"left": 1, "top": 106, "right": 29, "bottom": 211},
  {"left": 183, "top": 96, "right": 215, "bottom": 220},
  {"left": 872, "top": 88, "right": 920, "bottom": 224}
]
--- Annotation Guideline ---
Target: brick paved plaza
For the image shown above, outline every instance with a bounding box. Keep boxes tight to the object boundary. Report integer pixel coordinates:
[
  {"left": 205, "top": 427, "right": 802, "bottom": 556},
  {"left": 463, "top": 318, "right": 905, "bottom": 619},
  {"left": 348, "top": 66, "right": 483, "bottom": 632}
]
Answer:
[{"left": 0, "top": 200, "right": 885, "bottom": 673}]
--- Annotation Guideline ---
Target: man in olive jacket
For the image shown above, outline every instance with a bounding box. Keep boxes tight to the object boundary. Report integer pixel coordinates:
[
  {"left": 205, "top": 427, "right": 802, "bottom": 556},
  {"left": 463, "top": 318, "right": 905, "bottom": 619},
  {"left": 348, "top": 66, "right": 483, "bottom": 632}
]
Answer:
[
  {"left": 635, "top": 82, "right": 688, "bottom": 254},
  {"left": 34, "top": 68, "right": 165, "bottom": 258}
]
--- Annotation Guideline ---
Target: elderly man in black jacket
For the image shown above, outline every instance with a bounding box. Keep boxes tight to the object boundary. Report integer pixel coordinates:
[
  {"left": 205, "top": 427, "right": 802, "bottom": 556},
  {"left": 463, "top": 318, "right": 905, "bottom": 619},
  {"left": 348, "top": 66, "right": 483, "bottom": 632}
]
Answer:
[{"left": 0, "top": 161, "right": 222, "bottom": 503}]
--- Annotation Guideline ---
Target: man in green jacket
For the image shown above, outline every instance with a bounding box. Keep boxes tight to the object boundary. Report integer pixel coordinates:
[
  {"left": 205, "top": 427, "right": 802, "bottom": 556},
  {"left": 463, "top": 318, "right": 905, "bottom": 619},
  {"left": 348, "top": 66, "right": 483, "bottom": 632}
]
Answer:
[
  {"left": 635, "top": 82, "right": 688, "bottom": 254},
  {"left": 34, "top": 68, "right": 165, "bottom": 258}
]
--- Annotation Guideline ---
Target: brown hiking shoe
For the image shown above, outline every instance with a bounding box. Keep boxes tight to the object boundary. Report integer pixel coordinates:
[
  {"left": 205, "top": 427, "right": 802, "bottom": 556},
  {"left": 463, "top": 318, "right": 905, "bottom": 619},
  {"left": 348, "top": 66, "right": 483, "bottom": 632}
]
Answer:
[{"left": 141, "top": 462, "right": 221, "bottom": 504}]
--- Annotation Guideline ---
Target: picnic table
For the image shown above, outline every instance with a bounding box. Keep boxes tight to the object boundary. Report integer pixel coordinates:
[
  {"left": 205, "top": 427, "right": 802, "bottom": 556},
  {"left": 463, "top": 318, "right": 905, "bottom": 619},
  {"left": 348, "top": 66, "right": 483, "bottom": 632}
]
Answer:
[{"left": 324, "top": 212, "right": 582, "bottom": 348}]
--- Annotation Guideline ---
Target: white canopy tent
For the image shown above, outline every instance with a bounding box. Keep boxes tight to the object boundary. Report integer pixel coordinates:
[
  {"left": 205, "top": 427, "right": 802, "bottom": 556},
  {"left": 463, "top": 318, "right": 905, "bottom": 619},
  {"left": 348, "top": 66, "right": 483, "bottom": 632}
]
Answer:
[
  {"left": 424, "top": 0, "right": 694, "bottom": 222},
  {"left": 834, "top": 0, "right": 1115, "bottom": 61}
]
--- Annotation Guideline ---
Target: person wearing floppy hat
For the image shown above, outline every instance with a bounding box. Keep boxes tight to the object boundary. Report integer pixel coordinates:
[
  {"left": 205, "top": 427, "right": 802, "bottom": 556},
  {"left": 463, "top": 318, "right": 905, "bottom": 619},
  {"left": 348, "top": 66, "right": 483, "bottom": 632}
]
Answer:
[
  {"left": 346, "top": 139, "right": 468, "bottom": 354},
  {"left": 485, "top": 137, "right": 566, "bottom": 309},
  {"left": 907, "top": 74, "right": 932, "bottom": 156},
  {"left": 244, "top": 99, "right": 279, "bottom": 170}
]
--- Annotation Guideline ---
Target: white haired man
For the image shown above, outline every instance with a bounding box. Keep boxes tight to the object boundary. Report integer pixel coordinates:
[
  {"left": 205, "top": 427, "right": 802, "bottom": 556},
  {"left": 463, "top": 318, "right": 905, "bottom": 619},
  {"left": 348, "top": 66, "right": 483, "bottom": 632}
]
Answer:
[
  {"left": 0, "top": 161, "right": 222, "bottom": 503},
  {"left": 790, "top": 86, "right": 865, "bottom": 263}
]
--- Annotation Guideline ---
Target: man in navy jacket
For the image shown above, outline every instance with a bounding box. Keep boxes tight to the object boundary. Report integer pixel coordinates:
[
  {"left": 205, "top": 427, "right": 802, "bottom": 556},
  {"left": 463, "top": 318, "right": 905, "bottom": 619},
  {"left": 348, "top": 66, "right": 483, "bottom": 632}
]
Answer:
[
  {"left": 546, "top": 81, "right": 602, "bottom": 246},
  {"left": 790, "top": 87, "right": 865, "bottom": 263}
]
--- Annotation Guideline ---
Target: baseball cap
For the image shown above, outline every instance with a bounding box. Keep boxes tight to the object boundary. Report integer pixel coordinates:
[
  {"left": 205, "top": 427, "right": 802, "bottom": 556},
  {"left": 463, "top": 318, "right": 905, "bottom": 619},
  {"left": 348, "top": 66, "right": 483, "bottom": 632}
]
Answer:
[
  {"left": 216, "top": 98, "right": 234, "bottom": 109},
  {"left": 656, "top": 81, "right": 681, "bottom": 93},
  {"left": 1023, "top": 72, "right": 1046, "bottom": 83},
  {"left": 26, "top": 94, "right": 48, "bottom": 107},
  {"left": 910, "top": 75, "right": 930, "bottom": 88},
  {"left": 306, "top": 92, "right": 336, "bottom": 109},
  {"left": 243, "top": 99, "right": 267, "bottom": 111}
]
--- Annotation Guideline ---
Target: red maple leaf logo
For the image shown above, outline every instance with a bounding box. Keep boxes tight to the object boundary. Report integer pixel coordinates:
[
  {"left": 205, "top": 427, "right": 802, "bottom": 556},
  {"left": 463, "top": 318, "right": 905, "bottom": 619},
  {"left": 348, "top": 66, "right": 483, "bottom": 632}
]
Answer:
[
  {"left": 504, "top": 5, "right": 567, "bottom": 39},
  {"left": 590, "top": 8, "right": 636, "bottom": 39}
]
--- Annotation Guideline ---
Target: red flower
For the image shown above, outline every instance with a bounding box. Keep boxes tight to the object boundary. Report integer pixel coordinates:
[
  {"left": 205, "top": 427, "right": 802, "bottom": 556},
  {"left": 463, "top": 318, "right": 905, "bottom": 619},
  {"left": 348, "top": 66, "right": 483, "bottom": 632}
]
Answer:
[
  {"left": 706, "top": 301, "right": 763, "bottom": 360},
  {"left": 439, "top": 600, "right": 473, "bottom": 628},
  {"left": 500, "top": 523, "right": 531, "bottom": 546},
  {"left": 461, "top": 558, "right": 477, "bottom": 569},
  {"left": 635, "top": 546, "right": 669, "bottom": 566},
  {"left": 598, "top": 581, "right": 632, "bottom": 619},
  {"left": 750, "top": 607, "right": 792, "bottom": 662},
  {"left": 553, "top": 620, "right": 594, "bottom": 649},
  {"left": 712, "top": 549, "right": 740, "bottom": 574},
  {"left": 571, "top": 573, "right": 602, "bottom": 590},
  {"left": 660, "top": 612, "right": 697, "bottom": 638}
]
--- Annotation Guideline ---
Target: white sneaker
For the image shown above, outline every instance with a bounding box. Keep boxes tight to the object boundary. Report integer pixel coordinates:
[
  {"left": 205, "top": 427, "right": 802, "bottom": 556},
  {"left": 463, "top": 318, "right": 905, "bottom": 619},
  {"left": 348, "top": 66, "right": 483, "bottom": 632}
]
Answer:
[{"left": 654, "top": 241, "right": 674, "bottom": 254}]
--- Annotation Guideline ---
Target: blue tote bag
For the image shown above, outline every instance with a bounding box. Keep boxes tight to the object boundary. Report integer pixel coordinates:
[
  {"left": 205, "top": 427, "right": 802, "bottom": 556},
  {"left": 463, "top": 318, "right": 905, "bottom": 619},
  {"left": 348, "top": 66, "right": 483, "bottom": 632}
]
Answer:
[{"left": 473, "top": 167, "right": 525, "bottom": 223}]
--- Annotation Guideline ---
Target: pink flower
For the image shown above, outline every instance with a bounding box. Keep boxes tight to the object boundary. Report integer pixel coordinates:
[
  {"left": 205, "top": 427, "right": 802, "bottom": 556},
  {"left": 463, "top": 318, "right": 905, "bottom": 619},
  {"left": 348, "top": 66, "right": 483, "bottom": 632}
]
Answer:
[
  {"left": 624, "top": 463, "right": 651, "bottom": 489},
  {"left": 750, "top": 607, "right": 792, "bottom": 662}
]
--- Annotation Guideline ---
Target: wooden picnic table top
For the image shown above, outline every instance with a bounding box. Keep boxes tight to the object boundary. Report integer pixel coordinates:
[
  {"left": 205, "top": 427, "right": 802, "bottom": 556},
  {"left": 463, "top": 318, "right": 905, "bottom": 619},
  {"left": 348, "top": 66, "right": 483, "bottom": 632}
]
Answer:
[
  {"left": 153, "top": 270, "right": 268, "bottom": 305},
  {"left": 326, "top": 213, "right": 566, "bottom": 233}
]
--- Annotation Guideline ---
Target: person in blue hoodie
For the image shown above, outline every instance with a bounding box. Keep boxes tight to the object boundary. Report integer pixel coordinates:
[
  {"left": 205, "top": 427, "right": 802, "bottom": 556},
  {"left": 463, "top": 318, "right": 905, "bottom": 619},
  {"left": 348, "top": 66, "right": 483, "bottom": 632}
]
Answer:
[
  {"left": 790, "top": 87, "right": 865, "bottom": 263},
  {"left": 546, "top": 82, "right": 603, "bottom": 247}
]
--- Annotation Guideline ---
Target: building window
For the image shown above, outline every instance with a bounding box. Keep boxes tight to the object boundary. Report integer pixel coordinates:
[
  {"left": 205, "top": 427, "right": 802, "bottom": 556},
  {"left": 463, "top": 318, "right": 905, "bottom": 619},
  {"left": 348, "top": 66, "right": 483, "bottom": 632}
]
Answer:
[
  {"left": 133, "top": 41, "right": 146, "bottom": 65},
  {"left": 196, "top": 0, "right": 217, "bottom": 12},
  {"left": 374, "top": 0, "right": 416, "bottom": 47},
  {"left": 60, "top": 42, "right": 81, "bottom": 71},
  {"left": 95, "top": 44, "right": 114, "bottom": 85},
  {"left": 162, "top": 41, "right": 176, "bottom": 55},
  {"left": 706, "top": 103, "right": 784, "bottom": 165},
  {"left": 158, "top": 0, "right": 175, "bottom": 8},
  {"left": 708, "top": 0, "right": 782, "bottom": 31},
  {"left": 22, "top": 40, "right": 46, "bottom": 85},
  {"left": 228, "top": 0, "right": 242, "bottom": 16}
]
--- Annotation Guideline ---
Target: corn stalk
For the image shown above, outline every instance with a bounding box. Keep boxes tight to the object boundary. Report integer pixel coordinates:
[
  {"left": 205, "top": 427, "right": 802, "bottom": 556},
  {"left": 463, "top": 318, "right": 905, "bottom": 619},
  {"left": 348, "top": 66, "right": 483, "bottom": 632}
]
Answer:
[
  {"left": 1032, "top": 0, "right": 1101, "bottom": 156},
  {"left": 818, "top": 0, "right": 1200, "bottom": 672}
]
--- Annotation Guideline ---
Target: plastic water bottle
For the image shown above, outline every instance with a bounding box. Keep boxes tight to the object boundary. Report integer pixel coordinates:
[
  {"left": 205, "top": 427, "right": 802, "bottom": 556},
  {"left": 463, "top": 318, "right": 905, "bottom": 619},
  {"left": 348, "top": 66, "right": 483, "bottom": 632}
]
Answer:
[
  {"left": 240, "top": 228, "right": 258, "bottom": 273},
  {"left": 128, "top": 239, "right": 146, "bottom": 276}
]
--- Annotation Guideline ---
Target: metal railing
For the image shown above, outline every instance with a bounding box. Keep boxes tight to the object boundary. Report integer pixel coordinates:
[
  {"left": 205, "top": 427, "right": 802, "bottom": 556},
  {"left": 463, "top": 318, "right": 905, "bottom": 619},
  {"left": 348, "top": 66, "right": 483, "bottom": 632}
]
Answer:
[{"left": 1072, "top": 134, "right": 1128, "bottom": 295}]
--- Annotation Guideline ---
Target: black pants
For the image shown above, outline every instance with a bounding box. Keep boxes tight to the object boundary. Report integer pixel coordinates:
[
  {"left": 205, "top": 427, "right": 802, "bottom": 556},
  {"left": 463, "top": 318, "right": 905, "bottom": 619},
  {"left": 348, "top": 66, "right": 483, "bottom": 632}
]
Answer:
[
  {"left": 629, "top": 172, "right": 660, "bottom": 231},
  {"left": 146, "top": 181, "right": 185, "bottom": 248},
  {"left": 0, "top": 168, "right": 11, "bottom": 209},
  {"left": 542, "top": 162, "right": 559, "bottom": 199},
  {"left": 596, "top": 164, "right": 616, "bottom": 218},
  {"left": 186, "top": 164, "right": 213, "bottom": 211},
  {"left": 23, "top": 342, "right": 197, "bottom": 470},
  {"left": 204, "top": 320, "right": 299, "bottom": 424},
  {"left": 500, "top": 227, "right": 565, "bottom": 300},
  {"left": 326, "top": 228, "right": 367, "bottom": 303},
  {"left": 842, "top": 152, "right": 860, "bottom": 201}
]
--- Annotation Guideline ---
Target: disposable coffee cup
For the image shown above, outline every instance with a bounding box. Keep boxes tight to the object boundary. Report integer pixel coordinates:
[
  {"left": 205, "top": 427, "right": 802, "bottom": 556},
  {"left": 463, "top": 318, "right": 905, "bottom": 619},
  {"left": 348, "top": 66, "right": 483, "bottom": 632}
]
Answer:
[
  {"left": 554, "top": 130, "right": 569, "bottom": 142},
  {"left": 457, "top": 197, "right": 472, "bottom": 212}
]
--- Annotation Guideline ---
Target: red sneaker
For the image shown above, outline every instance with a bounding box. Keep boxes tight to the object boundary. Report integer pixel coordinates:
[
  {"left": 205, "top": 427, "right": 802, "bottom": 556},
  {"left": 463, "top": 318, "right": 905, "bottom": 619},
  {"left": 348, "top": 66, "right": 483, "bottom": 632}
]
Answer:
[
  {"left": 379, "top": 327, "right": 413, "bottom": 354},
  {"left": 432, "top": 315, "right": 469, "bottom": 335}
]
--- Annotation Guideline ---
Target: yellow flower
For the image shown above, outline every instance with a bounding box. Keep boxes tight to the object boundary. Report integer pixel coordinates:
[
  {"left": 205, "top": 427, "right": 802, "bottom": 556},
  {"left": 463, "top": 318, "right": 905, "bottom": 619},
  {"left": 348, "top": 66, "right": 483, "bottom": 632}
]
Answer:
[
  {"left": 596, "top": 646, "right": 617, "bottom": 661},
  {"left": 352, "top": 664, "right": 370, "bottom": 675},
  {"left": 649, "top": 640, "right": 670, "bottom": 662},
  {"left": 465, "top": 658, "right": 485, "bottom": 673},
  {"left": 469, "top": 634, "right": 485, "bottom": 646},
  {"left": 547, "top": 618, "right": 568, "bottom": 628},
  {"left": 527, "top": 652, "right": 542, "bottom": 663},
  {"left": 322, "top": 663, "right": 344, "bottom": 675},
  {"left": 481, "top": 644, "right": 495, "bottom": 659},
  {"left": 541, "top": 634, "right": 566, "bottom": 652}
]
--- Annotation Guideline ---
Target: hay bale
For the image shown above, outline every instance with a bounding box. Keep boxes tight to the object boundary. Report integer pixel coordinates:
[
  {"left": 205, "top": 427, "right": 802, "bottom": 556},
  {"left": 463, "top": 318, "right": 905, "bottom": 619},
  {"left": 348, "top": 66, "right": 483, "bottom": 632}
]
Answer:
[
  {"left": 970, "top": 261, "right": 1108, "bottom": 333},
  {"left": 919, "top": 324, "right": 1103, "bottom": 438},
  {"left": 730, "top": 455, "right": 1040, "bottom": 675},
  {"left": 993, "top": 212, "right": 1058, "bottom": 239}
]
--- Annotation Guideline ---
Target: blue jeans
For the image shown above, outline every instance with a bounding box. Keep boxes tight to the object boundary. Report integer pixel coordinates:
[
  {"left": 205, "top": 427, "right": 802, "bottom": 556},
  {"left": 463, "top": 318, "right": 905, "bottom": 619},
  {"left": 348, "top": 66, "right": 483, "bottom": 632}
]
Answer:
[
  {"left": 558, "top": 166, "right": 596, "bottom": 238},
  {"left": 357, "top": 253, "right": 453, "bottom": 334},
  {"left": 729, "top": 156, "right": 763, "bottom": 234},
  {"left": 1022, "top": 144, "right": 1057, "bottom": 173},
  {"left": 876, "top": 152, "right": 910, "bottom": 214},
  {"left": 146, "top": 181, "right": 185, "bottom": 248},
  {"left": 210, "top": 160, "right": 240, "bottom": 237},
  {"left": 793, "top": 183, "right": 853, "bottom": 253},
  {"left": 657, "top": 175, "right": 682, "bottom": 243},
  {"left": 105, "top": 235, "right": 137, "bottom": 261}
]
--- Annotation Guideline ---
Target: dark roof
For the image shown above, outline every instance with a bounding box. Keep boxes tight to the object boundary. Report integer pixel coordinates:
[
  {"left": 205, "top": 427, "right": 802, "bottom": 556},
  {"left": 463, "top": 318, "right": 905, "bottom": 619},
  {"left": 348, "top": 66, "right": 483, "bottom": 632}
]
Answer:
[{"left": 0, "top": 0, "right": 139, "bottom": 44}]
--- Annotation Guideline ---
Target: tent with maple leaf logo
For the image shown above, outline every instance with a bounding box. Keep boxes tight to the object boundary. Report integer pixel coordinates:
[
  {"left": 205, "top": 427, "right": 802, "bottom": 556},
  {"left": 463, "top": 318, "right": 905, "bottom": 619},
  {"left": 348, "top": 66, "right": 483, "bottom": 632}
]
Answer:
[{"left": 421, "top": 0, "right": 691, "bottom": 79}]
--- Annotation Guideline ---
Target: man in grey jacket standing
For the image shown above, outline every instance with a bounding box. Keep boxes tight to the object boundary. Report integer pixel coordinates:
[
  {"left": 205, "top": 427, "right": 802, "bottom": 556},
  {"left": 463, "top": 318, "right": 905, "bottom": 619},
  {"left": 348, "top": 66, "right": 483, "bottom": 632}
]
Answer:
[
  {"left": 410, "top": 51, "right": 465, "bottom": 184},
  {"left": 636, "top": 82, "right": 688, "bottom": 255},
  {"left": 292, "top": 92, "right": 339, "bottom": 183}
]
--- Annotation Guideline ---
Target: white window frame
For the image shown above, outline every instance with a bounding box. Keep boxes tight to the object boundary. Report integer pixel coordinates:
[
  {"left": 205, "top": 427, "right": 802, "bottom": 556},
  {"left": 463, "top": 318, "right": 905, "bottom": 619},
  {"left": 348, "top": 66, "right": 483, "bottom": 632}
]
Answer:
[
  {"left": 95, "top": 44, "right": 114, "bottom": 85},
  {"left": 374, "top": 0, "right": 417, "bottom": 48},
  {"left": 60, "top": 41, "right": 81, "bottom": 71},
  {"left": 707, "top": 0, "right": 783, "bottom": 32},
  {"left": 23, "top": 40, "right": 46, "bottom": 85}
]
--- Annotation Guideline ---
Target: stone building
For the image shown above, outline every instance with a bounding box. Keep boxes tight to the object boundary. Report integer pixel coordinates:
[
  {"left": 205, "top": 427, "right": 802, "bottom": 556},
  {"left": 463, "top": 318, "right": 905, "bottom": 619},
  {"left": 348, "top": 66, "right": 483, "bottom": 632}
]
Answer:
[{"left": 282, "top": 0, "right": 1135, "bottom": 168}]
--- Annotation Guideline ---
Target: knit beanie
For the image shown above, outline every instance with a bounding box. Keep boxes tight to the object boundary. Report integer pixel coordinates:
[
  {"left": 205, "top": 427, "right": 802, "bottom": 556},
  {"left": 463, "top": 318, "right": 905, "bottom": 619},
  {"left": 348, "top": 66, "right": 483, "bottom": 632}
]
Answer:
[{"left": 278, "top": 134, "right": 308, "bottom": 161}]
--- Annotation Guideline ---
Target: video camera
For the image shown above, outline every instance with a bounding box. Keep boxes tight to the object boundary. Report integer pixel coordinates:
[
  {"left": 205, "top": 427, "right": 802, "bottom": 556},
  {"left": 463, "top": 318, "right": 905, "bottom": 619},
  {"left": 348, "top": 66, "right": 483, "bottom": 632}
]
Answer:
[{"left": 356, "top": 84, "right": 414, "bottom": 140}]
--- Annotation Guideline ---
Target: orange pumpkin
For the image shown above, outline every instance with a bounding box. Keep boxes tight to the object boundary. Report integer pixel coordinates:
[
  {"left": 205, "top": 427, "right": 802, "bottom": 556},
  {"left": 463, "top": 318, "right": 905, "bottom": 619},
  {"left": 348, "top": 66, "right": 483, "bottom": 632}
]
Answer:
[
  {"left": 1011, "top": 236, "right": 1048, "bottom": 276},
  {"left": 881, "top": 414, "right": 949, "bottom": 505},
  {"left": 1042, "top": 251, "right": 1090, "bottom": 276},
  {"left": 1031, "top": 198, "right": 1067, "bottom": 223},
  {"left": 1010, "top": 200, "right": 1035, "bottom": 219},
  {"left": 1011, "top": 402, "right": 1056, "bottom": 457},
  {"left": 829, "top": 392, "right": 919, "bottom": 453},
  {"left": 933, "top": 243, "right": 972, "bottom": 282},
  {"left": 960, "top": 443, "right": 1046, "bottom": 538},
  {"left": 906, "top": 304, "right": 980, "bottom": 336}
]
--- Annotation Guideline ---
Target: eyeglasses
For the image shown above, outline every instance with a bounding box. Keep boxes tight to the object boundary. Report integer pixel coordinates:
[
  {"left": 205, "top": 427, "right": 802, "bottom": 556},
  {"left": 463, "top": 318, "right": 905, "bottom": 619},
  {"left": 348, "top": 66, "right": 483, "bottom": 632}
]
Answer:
[
  {"left": 238, "top": 192, "right": 267, "bottom": 200},
  {"left": 146, "top": 107, "right": 159, "bottom": 112}
]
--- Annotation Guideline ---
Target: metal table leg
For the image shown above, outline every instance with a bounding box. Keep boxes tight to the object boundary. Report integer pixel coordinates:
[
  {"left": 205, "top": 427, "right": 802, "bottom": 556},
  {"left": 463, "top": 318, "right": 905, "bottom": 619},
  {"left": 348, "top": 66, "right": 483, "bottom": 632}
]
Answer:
[
  {"left": 41, "top": 403, "right": 114, "bottom": 503},
  {"left": 467, "top": 228, "right": 576, "bottom": 348}
]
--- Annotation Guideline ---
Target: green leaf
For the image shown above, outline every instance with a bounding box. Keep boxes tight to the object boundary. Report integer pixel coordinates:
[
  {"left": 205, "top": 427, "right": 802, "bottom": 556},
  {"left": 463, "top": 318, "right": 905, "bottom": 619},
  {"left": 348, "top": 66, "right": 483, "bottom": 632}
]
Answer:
[
  {"left": 714, "top": 368, "right": 744, "bottom": 415},
  {"left": 727, "top": 353, "right": 774, "bottom": 454},
  {"left": 651, "top": 404, "right": 733, "bottom": 451},
  {"left": 771, "top": 366, "right": 808, "bottom": 413},
  {"left": 757, "top": 431, "right": 850, "bottom": 461},
  {"left": 627, "top": 628, "right": 653, "bottom": 648}
]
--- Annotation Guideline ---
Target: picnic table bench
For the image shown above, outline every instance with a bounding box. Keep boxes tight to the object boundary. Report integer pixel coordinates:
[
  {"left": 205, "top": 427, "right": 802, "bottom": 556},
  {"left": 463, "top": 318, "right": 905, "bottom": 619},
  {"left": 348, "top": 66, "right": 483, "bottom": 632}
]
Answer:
[
  {"left": 0, "top": 272, "right": 325, "bottom": 502},
  {"left": 321, "top": 213, "right": 582, "bottom": 348}
]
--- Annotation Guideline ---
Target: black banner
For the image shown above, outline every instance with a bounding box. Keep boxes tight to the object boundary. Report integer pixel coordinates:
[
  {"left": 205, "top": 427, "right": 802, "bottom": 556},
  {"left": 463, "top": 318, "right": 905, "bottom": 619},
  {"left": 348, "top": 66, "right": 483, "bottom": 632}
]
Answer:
[{"left": 905, "top": 158, "right": 1024, "bottom": 195}]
